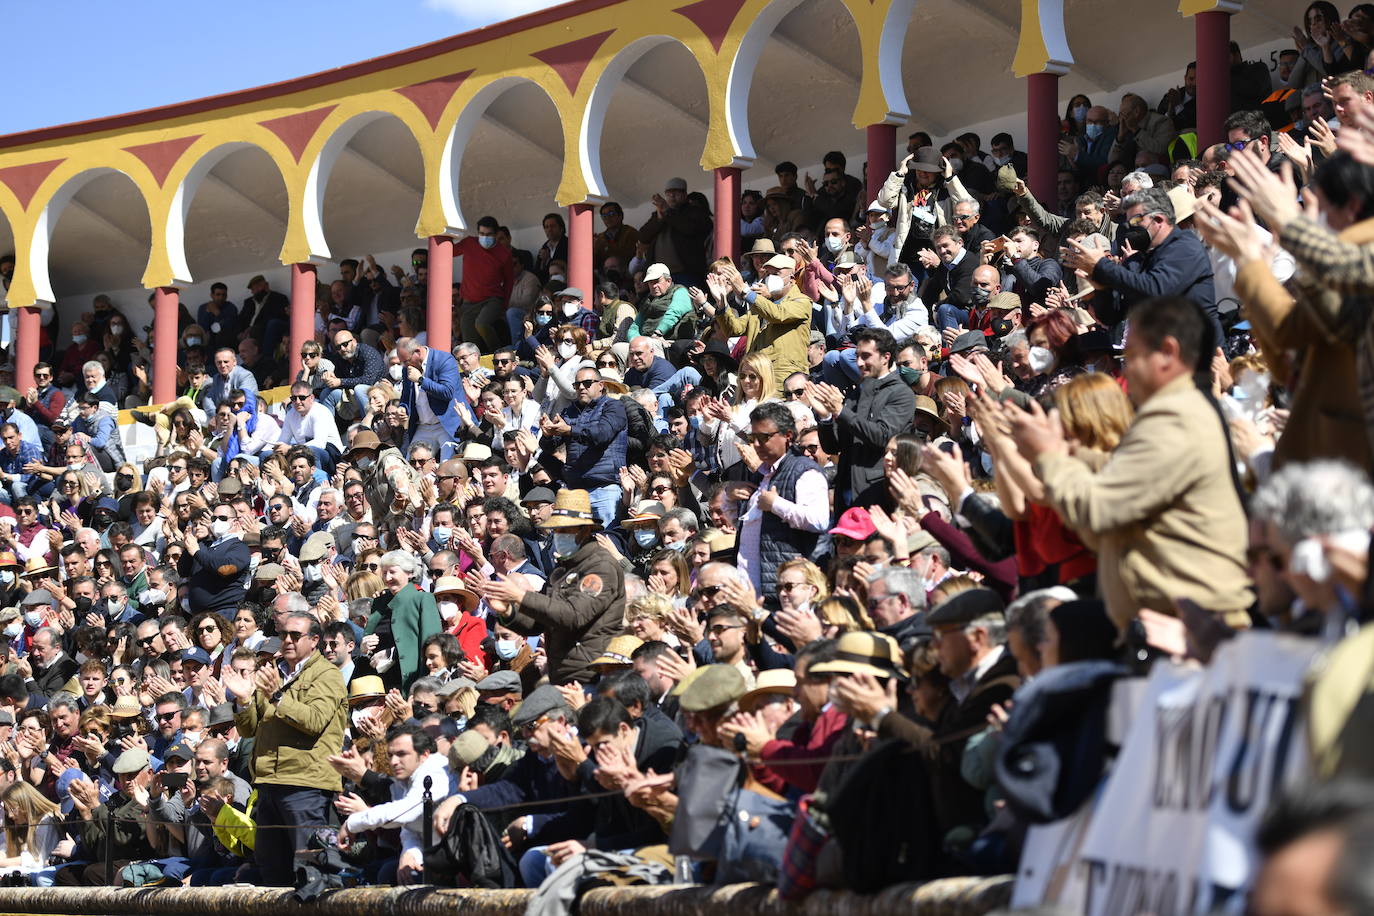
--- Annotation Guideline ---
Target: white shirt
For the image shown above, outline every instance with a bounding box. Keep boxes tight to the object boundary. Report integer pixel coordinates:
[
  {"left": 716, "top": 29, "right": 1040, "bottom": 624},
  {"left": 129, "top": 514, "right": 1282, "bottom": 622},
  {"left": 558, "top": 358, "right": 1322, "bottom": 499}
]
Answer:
[
  {"left": 344, "top": 751, "right": 451, "bottom": 857},
  {"left": 280, "top": 403, "right": 343, "bottom": 451}
]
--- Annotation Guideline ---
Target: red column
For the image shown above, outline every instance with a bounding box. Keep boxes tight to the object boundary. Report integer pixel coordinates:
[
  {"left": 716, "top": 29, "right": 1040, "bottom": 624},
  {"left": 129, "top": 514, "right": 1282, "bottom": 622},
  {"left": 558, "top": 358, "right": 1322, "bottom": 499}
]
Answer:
[
  {"left": 568, "top": 203, "right": 594, "bottom": 297},
  {"left": 1196, "top": 10, "right": 1232, "bottom": 150},
  {"left": 289, "top": 263, "right": 316, "bottom": 381},
  {"left": 1027, "top": 72, "right": 1060, "bottom": 205},
  {"left": 866, "top": 124, "right": 896, "bottom": 209},
  {"left": 427, "top": 235, "right": 454, "bottom": 352},
  {"left": 713, "top": 167, "right": 741, "bottom": 261},
  {"left": 13, "top": 308, "right": 39, "bottom": 394},
  {"left": 152, "top": 287, "right": 179, "bottom": 405}
]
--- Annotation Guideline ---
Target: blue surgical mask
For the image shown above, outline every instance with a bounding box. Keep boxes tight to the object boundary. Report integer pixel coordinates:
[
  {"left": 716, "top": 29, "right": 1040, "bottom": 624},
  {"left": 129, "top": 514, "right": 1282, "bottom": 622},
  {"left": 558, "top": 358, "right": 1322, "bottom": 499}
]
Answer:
[
  {"left": 478, "top": 235, "right": 497, "bottom": 250},
  {"left": 1072, "top": 104, "right": 1087, "bottom": 122},
  {"left": 1084, "top": 123, "right": 1104, "bottom": 140},
  {"left": 22, "top": 611, "right": 42, "bottom": 628},
  {"left": 495, "top": 639, "right": 519, "bottom": 661},
  {"left": 633, "top": 528, "right": 658, "bottom": 549},
  {"left": 535, "top": 314, "right": 552, "bottom": 328},
  {"left": 432, "top": 525, "right": 452, "bottom": 545}
]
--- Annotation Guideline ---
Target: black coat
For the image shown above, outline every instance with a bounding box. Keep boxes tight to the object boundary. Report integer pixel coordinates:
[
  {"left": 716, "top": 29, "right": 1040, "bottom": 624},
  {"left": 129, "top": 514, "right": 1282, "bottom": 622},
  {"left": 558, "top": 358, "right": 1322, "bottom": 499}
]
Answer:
[{"left": 818, "top": 371, "right": 916, "bottom": 510}]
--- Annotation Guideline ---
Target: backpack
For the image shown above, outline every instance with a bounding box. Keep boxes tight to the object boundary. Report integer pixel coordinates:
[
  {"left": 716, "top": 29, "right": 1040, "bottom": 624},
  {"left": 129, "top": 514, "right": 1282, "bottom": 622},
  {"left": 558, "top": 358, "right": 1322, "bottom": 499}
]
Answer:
[
  {"left": 423, "top": 802, "right": 519, "bottom": 889},
  {"left": 824, "top": 737, "right": 942, "bottom": 891}
]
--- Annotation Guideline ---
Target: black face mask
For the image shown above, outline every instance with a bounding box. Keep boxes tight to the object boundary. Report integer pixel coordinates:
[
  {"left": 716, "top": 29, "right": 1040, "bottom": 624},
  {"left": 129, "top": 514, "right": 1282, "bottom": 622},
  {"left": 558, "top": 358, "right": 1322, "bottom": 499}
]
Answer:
[
  {"left": 991, "top": 318, "right": 1016, "bottom": 337},
  {"left": 1120, "top": 226, "right": 1152, "bottom": 255},
  {"left": 115, "top": 474, "right": 135, "bottom": 490},
  {"left": 73, "top": 596, "right": 93, "bottom": 616},
  {"left": 255, "top": 586, "right": 277, "bottom": 606}
]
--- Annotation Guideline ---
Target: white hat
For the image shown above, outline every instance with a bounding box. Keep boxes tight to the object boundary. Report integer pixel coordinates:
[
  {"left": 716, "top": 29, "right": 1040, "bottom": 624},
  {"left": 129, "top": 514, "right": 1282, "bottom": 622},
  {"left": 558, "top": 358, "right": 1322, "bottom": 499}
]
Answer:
[{"left": 643, "top": 263, "right": 672, "bottom": 282}]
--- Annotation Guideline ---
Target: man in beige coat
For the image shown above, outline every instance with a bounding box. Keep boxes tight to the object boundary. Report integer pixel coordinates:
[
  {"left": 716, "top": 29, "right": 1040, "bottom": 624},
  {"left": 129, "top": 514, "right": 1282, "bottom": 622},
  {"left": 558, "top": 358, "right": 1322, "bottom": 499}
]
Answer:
[{"left": 1009, "top": 296, "right": 1251, "bottom": 630}]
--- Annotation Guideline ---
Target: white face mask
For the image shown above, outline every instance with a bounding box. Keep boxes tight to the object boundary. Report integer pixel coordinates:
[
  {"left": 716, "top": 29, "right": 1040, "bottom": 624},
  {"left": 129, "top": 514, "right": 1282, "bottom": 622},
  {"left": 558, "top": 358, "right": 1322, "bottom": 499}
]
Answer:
[
  {"left": 389, "top": 364, "right": 404, "bottom": 382},
  {"left": 303, "top": 563, "right": 324, "bottom": 584},
  {"left": 211, "top": 519, "right": 231, "bottom": 538},
  {"left": 478, "top": 235, "right": 497, "bottom": 249},
  {"left": 2, "top": 622, "right": 19, "bottom": 638},
  {"left": 558, "top": 342, "right": 577, "bottom": 360},
  {"left": 562, "top": 302, "right": 580, "bottom": 318},
  {"left": 764, "top": 274, "right": 786, "bottom": 296},
  {"left": 437, "top": 600, "right": 460, "bottom": 621},
  {"left": 552, "top": 532, "right": 580, "bottom": 558},
  {"left": 1028, "top": 345, "right": 1055, "bottom": 374},
  {"left": 824, "top": 236, "right": 844, "bottom": 253}
]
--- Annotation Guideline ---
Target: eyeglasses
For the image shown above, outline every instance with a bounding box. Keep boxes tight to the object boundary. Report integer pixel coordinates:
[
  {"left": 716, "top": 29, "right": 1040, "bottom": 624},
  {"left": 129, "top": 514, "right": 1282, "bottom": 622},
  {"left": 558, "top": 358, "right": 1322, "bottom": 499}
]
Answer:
[
  {"left": 289, "top": 394, "right": 311, "bottom": 402},
  {"left": 519, "top": 714, "right": 552, "bottom": 737},
  {"left": 170, "top": 465, "right": 187, "bottom": 472},
  {"left": 778, "top": 582, "right": 812, "bottom": 592},
  {"left": 573, "top": 379, "right": 600, "bottom": 389},
  {"left": 1225, "top": 137, "right": 1255, "bottom": 152},
  {"left": 689, "top": 584, "right": 724, "bottom": 602},
  {"left": 280, "top": 630, "right": 312, "bottom": 641},
  {"left": 800, "top": 442, "right": 822, "bottom": 455},
  {"left": 707, "top": 623, "right": 743, "bottom": 636}
]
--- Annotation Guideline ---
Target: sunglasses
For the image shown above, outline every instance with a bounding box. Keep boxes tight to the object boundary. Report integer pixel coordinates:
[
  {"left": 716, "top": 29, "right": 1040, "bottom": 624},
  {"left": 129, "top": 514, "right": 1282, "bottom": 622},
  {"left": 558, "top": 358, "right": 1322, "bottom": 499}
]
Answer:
[
  {"left": 689, "top": 584, "right": 724, "bottom": 602},
  {"left": 156, "top": 711, "right": 179, "bottom": 722},
  {"left": 280, "top": 630, "right": 312, "bottom": 641},
  {"left": 289, "top": 394, "right": 311, "bottom": 402},
  {"left": 784, "top": 388, "right": 806, "bottom": 399},
  {"left": 360, "top": 563, "right": 379, "bottom": 572},
  {"left": 1225, "top": 137, "right": 1255, "bottom": 152},
  {"left": 596, "top": 359, "right": 617, "bottom": 368},
  {"left": 573, "top": 379, "right": 600, "bottom": 389},
  {"left": 743, "top": 431, "right": 780, "bottom": 445},
  {"left": 197, "top": 625, "right": 219, "bottom": 634}
]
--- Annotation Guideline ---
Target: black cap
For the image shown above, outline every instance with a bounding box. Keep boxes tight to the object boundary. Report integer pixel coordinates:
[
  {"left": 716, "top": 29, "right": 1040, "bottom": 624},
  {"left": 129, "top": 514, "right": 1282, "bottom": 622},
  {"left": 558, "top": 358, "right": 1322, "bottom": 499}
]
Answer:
[{"left": 927, "top": 588, "right": 1004, "bottom": 627}]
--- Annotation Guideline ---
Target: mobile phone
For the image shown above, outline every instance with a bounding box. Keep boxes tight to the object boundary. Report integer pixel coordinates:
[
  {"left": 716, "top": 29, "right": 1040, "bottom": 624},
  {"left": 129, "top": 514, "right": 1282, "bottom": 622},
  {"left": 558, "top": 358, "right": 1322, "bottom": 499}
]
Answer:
[{"left": 162, "top": 772, "right": 189, "bottom": 791}]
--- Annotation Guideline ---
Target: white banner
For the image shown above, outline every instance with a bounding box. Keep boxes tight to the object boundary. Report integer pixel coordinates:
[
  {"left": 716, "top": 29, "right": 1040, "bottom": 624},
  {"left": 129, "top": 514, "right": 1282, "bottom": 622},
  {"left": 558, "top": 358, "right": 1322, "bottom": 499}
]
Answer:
[{"left": 1015, "top": 632, "right": 1319, "bottom": 915}]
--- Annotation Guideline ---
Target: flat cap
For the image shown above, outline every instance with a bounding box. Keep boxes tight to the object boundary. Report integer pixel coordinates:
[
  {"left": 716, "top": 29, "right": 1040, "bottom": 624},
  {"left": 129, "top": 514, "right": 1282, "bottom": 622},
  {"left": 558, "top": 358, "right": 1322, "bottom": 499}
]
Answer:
[
  {"left": 450, "top": 730, "right": 491, "bottom": 768},
  {"left": 949, "top": 329, "right": 990, "bottom": 355},
  {"left": 927, "top": 587, "right": 1005, "bottom": 628},
  {"left": 476, "top": 670, "right": 523, "bottom": 694},
  {"left": 678, "top": 664, "right": 746, "bottom": 712},
  {"left": 299, "top": 531, "right": 334, "bottom": 563},
  {"left": 112, "top": 747, "right": 150, "bottom": 775},
  {"left": 511, "top": 685, "right": 570, "bottom": 728}
]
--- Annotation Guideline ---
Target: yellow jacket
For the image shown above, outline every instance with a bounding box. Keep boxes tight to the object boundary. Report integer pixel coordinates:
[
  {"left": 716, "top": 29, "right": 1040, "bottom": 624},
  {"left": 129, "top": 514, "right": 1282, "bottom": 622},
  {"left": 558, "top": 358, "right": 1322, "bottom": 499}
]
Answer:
[
  {"left": 1035, "top": 374, "right": 1251, "bottom": 628},
  {"left": 715, "top": 285, "right": 812, "bottom": 379}
]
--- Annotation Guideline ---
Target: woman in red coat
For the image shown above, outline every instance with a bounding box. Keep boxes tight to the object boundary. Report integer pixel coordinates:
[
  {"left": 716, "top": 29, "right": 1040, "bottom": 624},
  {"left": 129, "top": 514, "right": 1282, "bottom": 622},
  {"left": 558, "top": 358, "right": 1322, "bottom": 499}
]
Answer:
[{"left": 434, "top": 577, "right": 487, "bottom": 667}]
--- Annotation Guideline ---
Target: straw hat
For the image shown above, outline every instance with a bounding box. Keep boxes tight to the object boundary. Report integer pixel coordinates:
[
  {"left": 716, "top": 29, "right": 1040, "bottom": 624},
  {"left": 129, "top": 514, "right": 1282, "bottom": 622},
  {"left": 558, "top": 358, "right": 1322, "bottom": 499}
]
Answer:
[
  {"left": 540, "top": 489, "right": 598, "bottom": 529},
  {"left": 432, "top": 576, "right": 479, "bottom": 614},
  {"left": 738, "top": 669, "right": 797, "bottom": 713},
  {"left": 591, "top": 635, "right": 643, "bottom": 668}
]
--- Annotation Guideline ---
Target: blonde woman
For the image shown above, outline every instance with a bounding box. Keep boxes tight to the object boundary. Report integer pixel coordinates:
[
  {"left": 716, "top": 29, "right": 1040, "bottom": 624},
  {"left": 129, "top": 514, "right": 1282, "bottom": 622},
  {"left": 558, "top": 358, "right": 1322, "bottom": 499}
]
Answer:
[
  {"left": 346, "top": 570, "right": 385, "bottom": 601},
  {"left": 625, "top": 593, "right": 680, "bottom": 647},
  {"left": 0, "top": 781, "right": 65, "bottom": 881},
  {"left": 700, "top": 352, "right": 777, "bottom": 470}
]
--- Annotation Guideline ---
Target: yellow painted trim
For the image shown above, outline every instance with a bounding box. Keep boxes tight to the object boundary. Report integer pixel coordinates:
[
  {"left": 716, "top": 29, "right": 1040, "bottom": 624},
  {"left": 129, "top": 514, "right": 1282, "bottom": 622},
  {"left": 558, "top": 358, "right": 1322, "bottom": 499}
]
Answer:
[{"left": 1013, "top": 0, "right": 1052, "bottom": 77}]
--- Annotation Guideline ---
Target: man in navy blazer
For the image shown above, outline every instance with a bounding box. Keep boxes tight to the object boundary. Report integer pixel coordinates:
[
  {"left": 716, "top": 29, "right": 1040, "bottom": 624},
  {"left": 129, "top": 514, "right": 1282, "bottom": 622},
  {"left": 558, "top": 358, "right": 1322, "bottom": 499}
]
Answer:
[{"left": 396, "top": 337, "right": 468, "bottom": 457}]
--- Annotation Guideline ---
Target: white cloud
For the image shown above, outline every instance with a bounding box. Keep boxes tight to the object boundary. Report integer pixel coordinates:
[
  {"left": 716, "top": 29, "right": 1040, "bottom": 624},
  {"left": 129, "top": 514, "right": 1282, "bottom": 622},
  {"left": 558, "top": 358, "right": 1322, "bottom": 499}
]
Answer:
[{"left": 423, "top": 0, "right": 553, "bottom": 28}]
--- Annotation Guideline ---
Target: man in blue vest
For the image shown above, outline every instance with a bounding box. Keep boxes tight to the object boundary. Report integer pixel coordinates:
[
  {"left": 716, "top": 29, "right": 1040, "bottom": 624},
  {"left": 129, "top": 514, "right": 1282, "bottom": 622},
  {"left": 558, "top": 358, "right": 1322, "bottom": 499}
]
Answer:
[{"left": 732, "top": 401, "right": 830, "bottom": 598}]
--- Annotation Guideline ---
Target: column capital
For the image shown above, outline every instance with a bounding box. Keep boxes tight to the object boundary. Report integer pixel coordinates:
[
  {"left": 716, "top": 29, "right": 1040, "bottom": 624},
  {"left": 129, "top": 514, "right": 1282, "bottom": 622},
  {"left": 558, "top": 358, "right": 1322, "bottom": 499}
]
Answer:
[
  {"left": 1180, "top": 0, "right": 1243, "bottom": 15},
  {"left": 1013, "top": 0, "right": 1075, "bottom": 79}
]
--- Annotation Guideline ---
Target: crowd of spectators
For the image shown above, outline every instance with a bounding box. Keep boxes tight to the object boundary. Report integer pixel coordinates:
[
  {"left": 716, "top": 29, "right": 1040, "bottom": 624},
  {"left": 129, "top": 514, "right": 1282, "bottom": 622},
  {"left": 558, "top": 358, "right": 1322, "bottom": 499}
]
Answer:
[{"left": 2, "top": 9, "right": 1374, "bottom": 913}]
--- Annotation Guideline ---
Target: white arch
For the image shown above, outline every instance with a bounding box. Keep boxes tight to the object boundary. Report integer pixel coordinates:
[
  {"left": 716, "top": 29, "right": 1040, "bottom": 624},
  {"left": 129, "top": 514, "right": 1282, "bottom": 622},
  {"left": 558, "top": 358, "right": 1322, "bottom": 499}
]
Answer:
[
  {"left": 438, "top": 77, "right": 563, "bottom": 234},
  {"left": 723, "top": 0, "right": 808, "bottom": 165},
  {"left": 876, "top": 0, "right": 916, "bottom": 124},
  {"left": 301, "top": 111, "right": 411, "bottom": 259},
  {"left": 167, "top": 142, "right": 288, "bottom": 285},
  {"left": 29, "top": 168, "right": 145, "bottom": 305},
  {"left": 578, "top": 35, "right": 707, "bottom": 198}
]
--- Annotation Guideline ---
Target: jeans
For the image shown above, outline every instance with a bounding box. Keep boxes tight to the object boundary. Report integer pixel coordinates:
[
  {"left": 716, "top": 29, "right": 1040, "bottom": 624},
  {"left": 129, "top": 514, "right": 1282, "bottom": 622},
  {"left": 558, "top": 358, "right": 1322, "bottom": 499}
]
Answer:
[
  {"left": 0, "top": 478, "right": 29, "bottom": 506},
  {"left": 588, "top": 483, "right": 620, "bottom": 529},
  {"left": 318, "top": 383, "right": 372, "bottom": 416},
  {"left": 461, "top": 298, "right": 507, "bottom": 352},
  {"left": 934, "top": 302, "right": 968, "bottom": 332},
  {"left": 254, "top": 784, "right": 331, "bottom": 886},
  {"left": 651, "top": 367, "right": 701, "bottom": 411},
  {"left": 821, "top": 349, "right": 860, "bottom": 387},
  {"left": 504, "top": 307, "right": 523, "bottom": 347}
]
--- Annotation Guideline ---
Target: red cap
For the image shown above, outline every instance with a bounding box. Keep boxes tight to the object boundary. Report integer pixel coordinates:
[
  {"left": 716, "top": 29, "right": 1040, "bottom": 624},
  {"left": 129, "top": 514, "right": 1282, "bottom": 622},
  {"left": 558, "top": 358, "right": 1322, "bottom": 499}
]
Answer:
[{"left": 829, "top": 507, "right": 875, "bottom": 541}]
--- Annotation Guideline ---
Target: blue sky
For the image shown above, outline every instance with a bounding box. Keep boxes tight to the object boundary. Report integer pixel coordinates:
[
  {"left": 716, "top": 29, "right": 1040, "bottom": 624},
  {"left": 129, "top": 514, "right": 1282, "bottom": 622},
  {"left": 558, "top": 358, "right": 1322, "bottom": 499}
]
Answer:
[{"left": 4, "top": 0, "right": 551, "bottom": 134}]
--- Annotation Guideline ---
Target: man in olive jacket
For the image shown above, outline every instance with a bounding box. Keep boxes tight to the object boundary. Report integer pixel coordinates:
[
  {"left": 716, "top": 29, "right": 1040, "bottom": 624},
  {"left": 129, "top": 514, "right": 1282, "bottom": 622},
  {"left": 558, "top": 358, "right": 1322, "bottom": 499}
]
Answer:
[
  {"left": 228, "top": 611, "right": 347, "bottom": 886},
  {"left": 483, "top": 489, "right": 625, "bottom": 685}
]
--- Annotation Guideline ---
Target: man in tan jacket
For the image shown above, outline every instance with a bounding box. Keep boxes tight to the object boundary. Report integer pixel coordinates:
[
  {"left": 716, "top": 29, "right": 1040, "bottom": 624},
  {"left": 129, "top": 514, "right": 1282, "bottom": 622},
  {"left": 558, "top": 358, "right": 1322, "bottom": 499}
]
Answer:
[
  {"left": 714, "top": 254, "right": 812, "bottom": 379},
  {"left": 1009, "top": 296, "right": 1251, "bottom": 630}
]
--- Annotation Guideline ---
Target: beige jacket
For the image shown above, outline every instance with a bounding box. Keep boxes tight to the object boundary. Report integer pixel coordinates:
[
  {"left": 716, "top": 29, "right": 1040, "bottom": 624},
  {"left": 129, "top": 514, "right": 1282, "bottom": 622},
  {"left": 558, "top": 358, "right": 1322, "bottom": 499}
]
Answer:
[{"left": 1035, "top": 374, "right": 1251, "bottom": 628}]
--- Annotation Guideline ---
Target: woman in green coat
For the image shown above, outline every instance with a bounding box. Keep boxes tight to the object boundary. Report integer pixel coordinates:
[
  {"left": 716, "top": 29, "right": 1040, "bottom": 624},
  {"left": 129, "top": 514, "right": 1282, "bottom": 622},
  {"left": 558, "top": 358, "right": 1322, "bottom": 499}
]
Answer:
[{"left": 362, "top": 550, "right": 443, "bottom": 692}]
